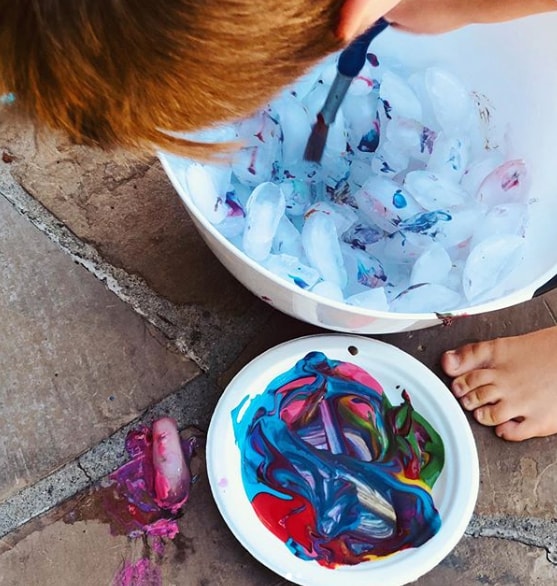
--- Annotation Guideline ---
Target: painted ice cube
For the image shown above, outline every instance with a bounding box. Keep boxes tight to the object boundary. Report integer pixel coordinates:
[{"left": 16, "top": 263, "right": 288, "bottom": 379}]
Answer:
[
  {"left": 342, "top": 93, "right": 380, "bottom": 151},
  {"left": 462, "top": 235, "right": 525, "bottom": 302},
  {"left": 242, "top": 182, "right": 286, "bottom": 261},
  {"left": 271, "top": 93, "right": 312, "bottom": 168},
  {"left": 305, "top": 201, "right": 358, "bottom": 236},
  {"left": 475, "top": 159, "right": 530, "bottom": 207},
  {"left": 379, "top": 71, "right": 423, "bottom": 122},
  {"left": 350, "top": 60, "right": 379, "bottom": 96},
  {"left": 370, "top": 140, "right": 411, "bottom": 177},
  {"left": 281, "top": 179, "right": 312, "bottom": 216},
  {"left": 355, "top": 176, "right": 423, "bottom": 233},
  {"left": 183, "top": 163, "right": 228, "bottom": 225},
  {"left": 342, "top": 222, "right": 384, "bottom": 250},
  {"left": 342, "top": 244, "right": 387, "bottom": 291},
  {"left": 426, "top": 133, "right": 470, "bottom": 182},
  {"left": 302, "top": 212, "right": 347, "bottom": 288},
  {"left": 262, "top": 254, "right": 321, "bottom": 290}
]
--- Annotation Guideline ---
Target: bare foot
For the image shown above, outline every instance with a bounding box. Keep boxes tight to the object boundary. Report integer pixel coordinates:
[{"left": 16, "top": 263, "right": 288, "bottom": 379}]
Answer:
[{"left": 441, "top": 326, "right": 557, "bottom": 441}]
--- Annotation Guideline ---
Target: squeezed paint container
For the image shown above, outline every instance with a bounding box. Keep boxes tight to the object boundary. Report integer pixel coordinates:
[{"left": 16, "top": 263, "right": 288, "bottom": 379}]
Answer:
[
  {"left": 160, "top": 14, "right": 557, "bottom": 333},
  {"left": 206, "top": 334, "right": 479, "bottom": 586}
]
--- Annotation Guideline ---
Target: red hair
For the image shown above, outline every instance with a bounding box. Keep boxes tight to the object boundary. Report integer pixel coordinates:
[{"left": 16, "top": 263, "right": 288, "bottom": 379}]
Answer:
[{"left": 0, "top": 0, "right": 343, "bottom": 156}]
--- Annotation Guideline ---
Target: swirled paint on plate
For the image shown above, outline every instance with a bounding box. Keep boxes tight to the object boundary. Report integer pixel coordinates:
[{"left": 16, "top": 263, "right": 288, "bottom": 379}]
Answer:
[{"left": 232, "top": 351, "right": 444, "bottom": 568}]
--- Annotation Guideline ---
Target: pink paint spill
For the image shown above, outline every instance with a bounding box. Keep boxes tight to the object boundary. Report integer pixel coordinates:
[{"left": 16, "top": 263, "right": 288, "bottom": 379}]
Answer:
[
  {"left": 103, "top": 419, "right": 198, "bottom": 539},
  {"left": 112, "top": 559, "right": 162, "bottom": 586}
]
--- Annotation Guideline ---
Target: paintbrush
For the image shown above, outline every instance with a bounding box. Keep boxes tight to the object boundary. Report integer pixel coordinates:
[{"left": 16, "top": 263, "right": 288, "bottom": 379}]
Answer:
[{"left": 303, "top": 17, "right": 389, "bottom": 164}]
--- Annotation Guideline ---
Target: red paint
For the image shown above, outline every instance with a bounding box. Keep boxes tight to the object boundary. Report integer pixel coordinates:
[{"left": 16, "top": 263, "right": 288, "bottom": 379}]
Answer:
[{"left": 252, "top": 492, "right": 317, "bottom": 556}]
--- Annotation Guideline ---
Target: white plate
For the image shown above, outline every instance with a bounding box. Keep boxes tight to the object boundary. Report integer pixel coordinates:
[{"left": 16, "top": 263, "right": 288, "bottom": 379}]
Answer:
[{"left": 207, "top": 334, "right": 479, "bottom": 586}]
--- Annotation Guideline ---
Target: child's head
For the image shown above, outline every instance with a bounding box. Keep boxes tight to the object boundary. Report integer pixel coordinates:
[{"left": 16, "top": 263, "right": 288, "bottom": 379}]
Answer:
[{"left": 0, "top": 0, "right": 346, "bottom": 156}]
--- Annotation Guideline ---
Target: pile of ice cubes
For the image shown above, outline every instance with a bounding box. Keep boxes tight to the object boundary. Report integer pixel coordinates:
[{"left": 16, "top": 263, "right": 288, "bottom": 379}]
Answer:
[{"left": 177, "top": 50, "right": 531, "bottom": 314}]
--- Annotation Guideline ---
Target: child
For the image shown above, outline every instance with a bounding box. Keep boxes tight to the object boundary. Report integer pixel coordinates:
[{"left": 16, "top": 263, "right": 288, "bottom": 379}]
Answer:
[{"left": 1, "top": 0, "right": 557, "bottom": 441}]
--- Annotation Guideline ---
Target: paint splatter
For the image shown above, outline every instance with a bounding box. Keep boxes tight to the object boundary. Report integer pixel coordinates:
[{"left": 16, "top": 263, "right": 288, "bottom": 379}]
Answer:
[
  {"left": 63, "top": 421, "right": 201, "bottom": 586},
  {"left": 232, "top": 351, "right": 444, "bottom": 568},
  {"left": 112, "top": 558, "right": 162, "bottom": 586}
]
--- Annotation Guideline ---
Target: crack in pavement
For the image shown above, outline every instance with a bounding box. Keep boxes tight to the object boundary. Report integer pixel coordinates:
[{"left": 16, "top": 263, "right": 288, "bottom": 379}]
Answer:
[
  {"left": 0, "top": 164, "right": 272, "bottom": 375},
  {"left": 466, "top": 515, "right": 557, "bottom": 565}
]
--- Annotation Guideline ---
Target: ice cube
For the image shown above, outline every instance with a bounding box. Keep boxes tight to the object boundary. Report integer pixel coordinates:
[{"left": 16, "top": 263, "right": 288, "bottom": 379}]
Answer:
[
  {"left": 355, "top": 176, "right": 423, "bottom": 233},
  {"left": 460, "top": 152, "right": 506, "bottom": 197},
  {"left": 410, "top": 243, "right": 452, "bottom": 285},
  {"left": 271, "top": 93, "right": 312, "bottom": 168},
  {"left": 370, "top": 140, "right": 411, "bottom": 177},
  {"left": 281, "top": 179, "right": 312, "bottom": 216},
  {"left": 471, "top": 203, "right": 527, "bottom": 247},
  {"left": 262, "top": 254, "right": 321, "bottom": 290},
  {"left": 346, "top": 288, "right": 389, "bottom": 311},
  {"left": 404, "top": 170, "right": 470, "bottom": 210},
  {"left": 305, "top": 201, "right": 358, "bottom": 236},
  {"left": 462, "top": 235, "right": 525, "bottom": 302},
  {"left": 183, "top": 163, "right": 228, "bottom": 225},
  {"left": 475, "top": 159, "right": 530, "bottom": 207},
  {"left": 390, "top": 283, "right": 461, "bottom": 313},
  {"left": 242, "top": 182, "right": 286, "bottom": 261},
  {"left": 425, "top": 67, "right": 475, "bottom": 134},
  {"left": 302, "top": 212, "right": 347, "bottom": 288},
  {"left": 426, "top": 133, "right": 470, "bottom": 182},
  {"left": 273, "top": 215, "right": 304, "bottom": 258},
  {"left": 379, "top": 71, "right": 423, "bottom": 122},
  {"left": 311, "top": 280, "right": 345, "bottom": 301}
]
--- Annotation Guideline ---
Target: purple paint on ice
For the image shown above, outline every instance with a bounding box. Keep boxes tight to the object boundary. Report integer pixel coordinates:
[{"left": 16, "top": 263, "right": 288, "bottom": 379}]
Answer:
[{"left": 102, "top": 420, "right": 198, "bottom": 538}]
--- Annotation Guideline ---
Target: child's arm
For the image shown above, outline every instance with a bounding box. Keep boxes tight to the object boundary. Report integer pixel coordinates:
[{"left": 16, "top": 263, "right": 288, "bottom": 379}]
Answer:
[{"left": 384, "top": 0, "right": 557, "bottom": 33}]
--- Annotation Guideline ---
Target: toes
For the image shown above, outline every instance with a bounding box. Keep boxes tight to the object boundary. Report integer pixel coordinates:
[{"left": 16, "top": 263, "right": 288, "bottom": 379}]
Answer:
[
  {"left": 459, "top": 384, "right": 499, "bottom": 411},
  {"left": 473, "top": 401, "right": 515, "bottom": 427},
  {"left": 451, "top": 369, "right": 496, "bottom": 399},
  {"left": 495, "top": 420, "right": 533, "bottom": 442},
  {"left": 442, "top": 340, "right": 498, "bottom": 376}
]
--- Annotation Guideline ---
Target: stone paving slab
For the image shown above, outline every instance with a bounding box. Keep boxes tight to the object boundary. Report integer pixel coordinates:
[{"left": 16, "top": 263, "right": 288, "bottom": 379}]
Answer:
[
  {"left": 0, "top": 193, "right": 200, "bottom": 501},
  {"left": 0, "top": 119, "right": 256, "bottom": 313}
]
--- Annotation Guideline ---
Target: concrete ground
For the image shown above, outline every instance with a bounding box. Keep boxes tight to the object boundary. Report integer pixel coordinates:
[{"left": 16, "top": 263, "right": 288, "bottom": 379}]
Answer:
[{"left": 0, "top": 118, "right": 556, "bottom": 585}]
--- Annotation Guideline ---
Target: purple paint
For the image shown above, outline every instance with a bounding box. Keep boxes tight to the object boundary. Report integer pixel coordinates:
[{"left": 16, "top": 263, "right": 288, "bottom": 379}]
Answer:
[{"left": 102, "top": 422, "right": 198, "bottom": 538}]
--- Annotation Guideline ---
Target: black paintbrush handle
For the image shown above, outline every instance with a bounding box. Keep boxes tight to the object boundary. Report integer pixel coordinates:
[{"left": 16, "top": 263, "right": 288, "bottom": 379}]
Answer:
[{"left": 338, "top": 17, "right": 389, "bottom": 78}]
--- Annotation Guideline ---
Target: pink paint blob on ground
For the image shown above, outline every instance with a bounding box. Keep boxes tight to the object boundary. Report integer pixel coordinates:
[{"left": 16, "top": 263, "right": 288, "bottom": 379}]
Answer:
[
  {"left": 104, "top": 420, "right": 198, "bottom": 539},
  {"left": 112, "top": 559, "right": 162, "bottom": 586}
]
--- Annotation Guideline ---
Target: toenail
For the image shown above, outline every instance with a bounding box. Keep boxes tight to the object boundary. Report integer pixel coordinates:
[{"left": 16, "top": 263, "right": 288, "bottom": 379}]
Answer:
[
  {"left": 444, "top": 350, "right": 460, "bottom": 370},
  {"left": 460, "top": 394, "right": 471, "bottom": 409}
]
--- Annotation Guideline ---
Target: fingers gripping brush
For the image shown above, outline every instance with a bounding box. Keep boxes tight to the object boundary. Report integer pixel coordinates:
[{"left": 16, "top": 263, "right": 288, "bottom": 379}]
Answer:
[{"left": 303, "top": 17, "right": 389, "bottom": 164}]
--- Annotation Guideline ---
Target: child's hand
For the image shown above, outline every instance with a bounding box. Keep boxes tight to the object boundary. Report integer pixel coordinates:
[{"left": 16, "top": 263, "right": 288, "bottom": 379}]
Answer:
[{"left": 384, "top": 0, "right": 557, "bottom": 34}]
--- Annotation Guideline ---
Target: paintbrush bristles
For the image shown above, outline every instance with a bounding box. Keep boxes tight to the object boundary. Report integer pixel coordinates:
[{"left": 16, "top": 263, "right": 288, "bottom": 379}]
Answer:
[{"left": 303, "top": 114, "right": 329, "bottom": 164}]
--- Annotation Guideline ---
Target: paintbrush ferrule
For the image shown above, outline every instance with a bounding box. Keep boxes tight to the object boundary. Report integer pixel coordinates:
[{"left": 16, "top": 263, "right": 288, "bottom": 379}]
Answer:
[{"left": 319, "top": 72, "right": 352, "bottom": 126}]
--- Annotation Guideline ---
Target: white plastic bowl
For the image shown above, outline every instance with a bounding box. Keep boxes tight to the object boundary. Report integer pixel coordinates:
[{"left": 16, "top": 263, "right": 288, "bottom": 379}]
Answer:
[{"left": 160, "top": 14, "right": 557, "bottom": 334}]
